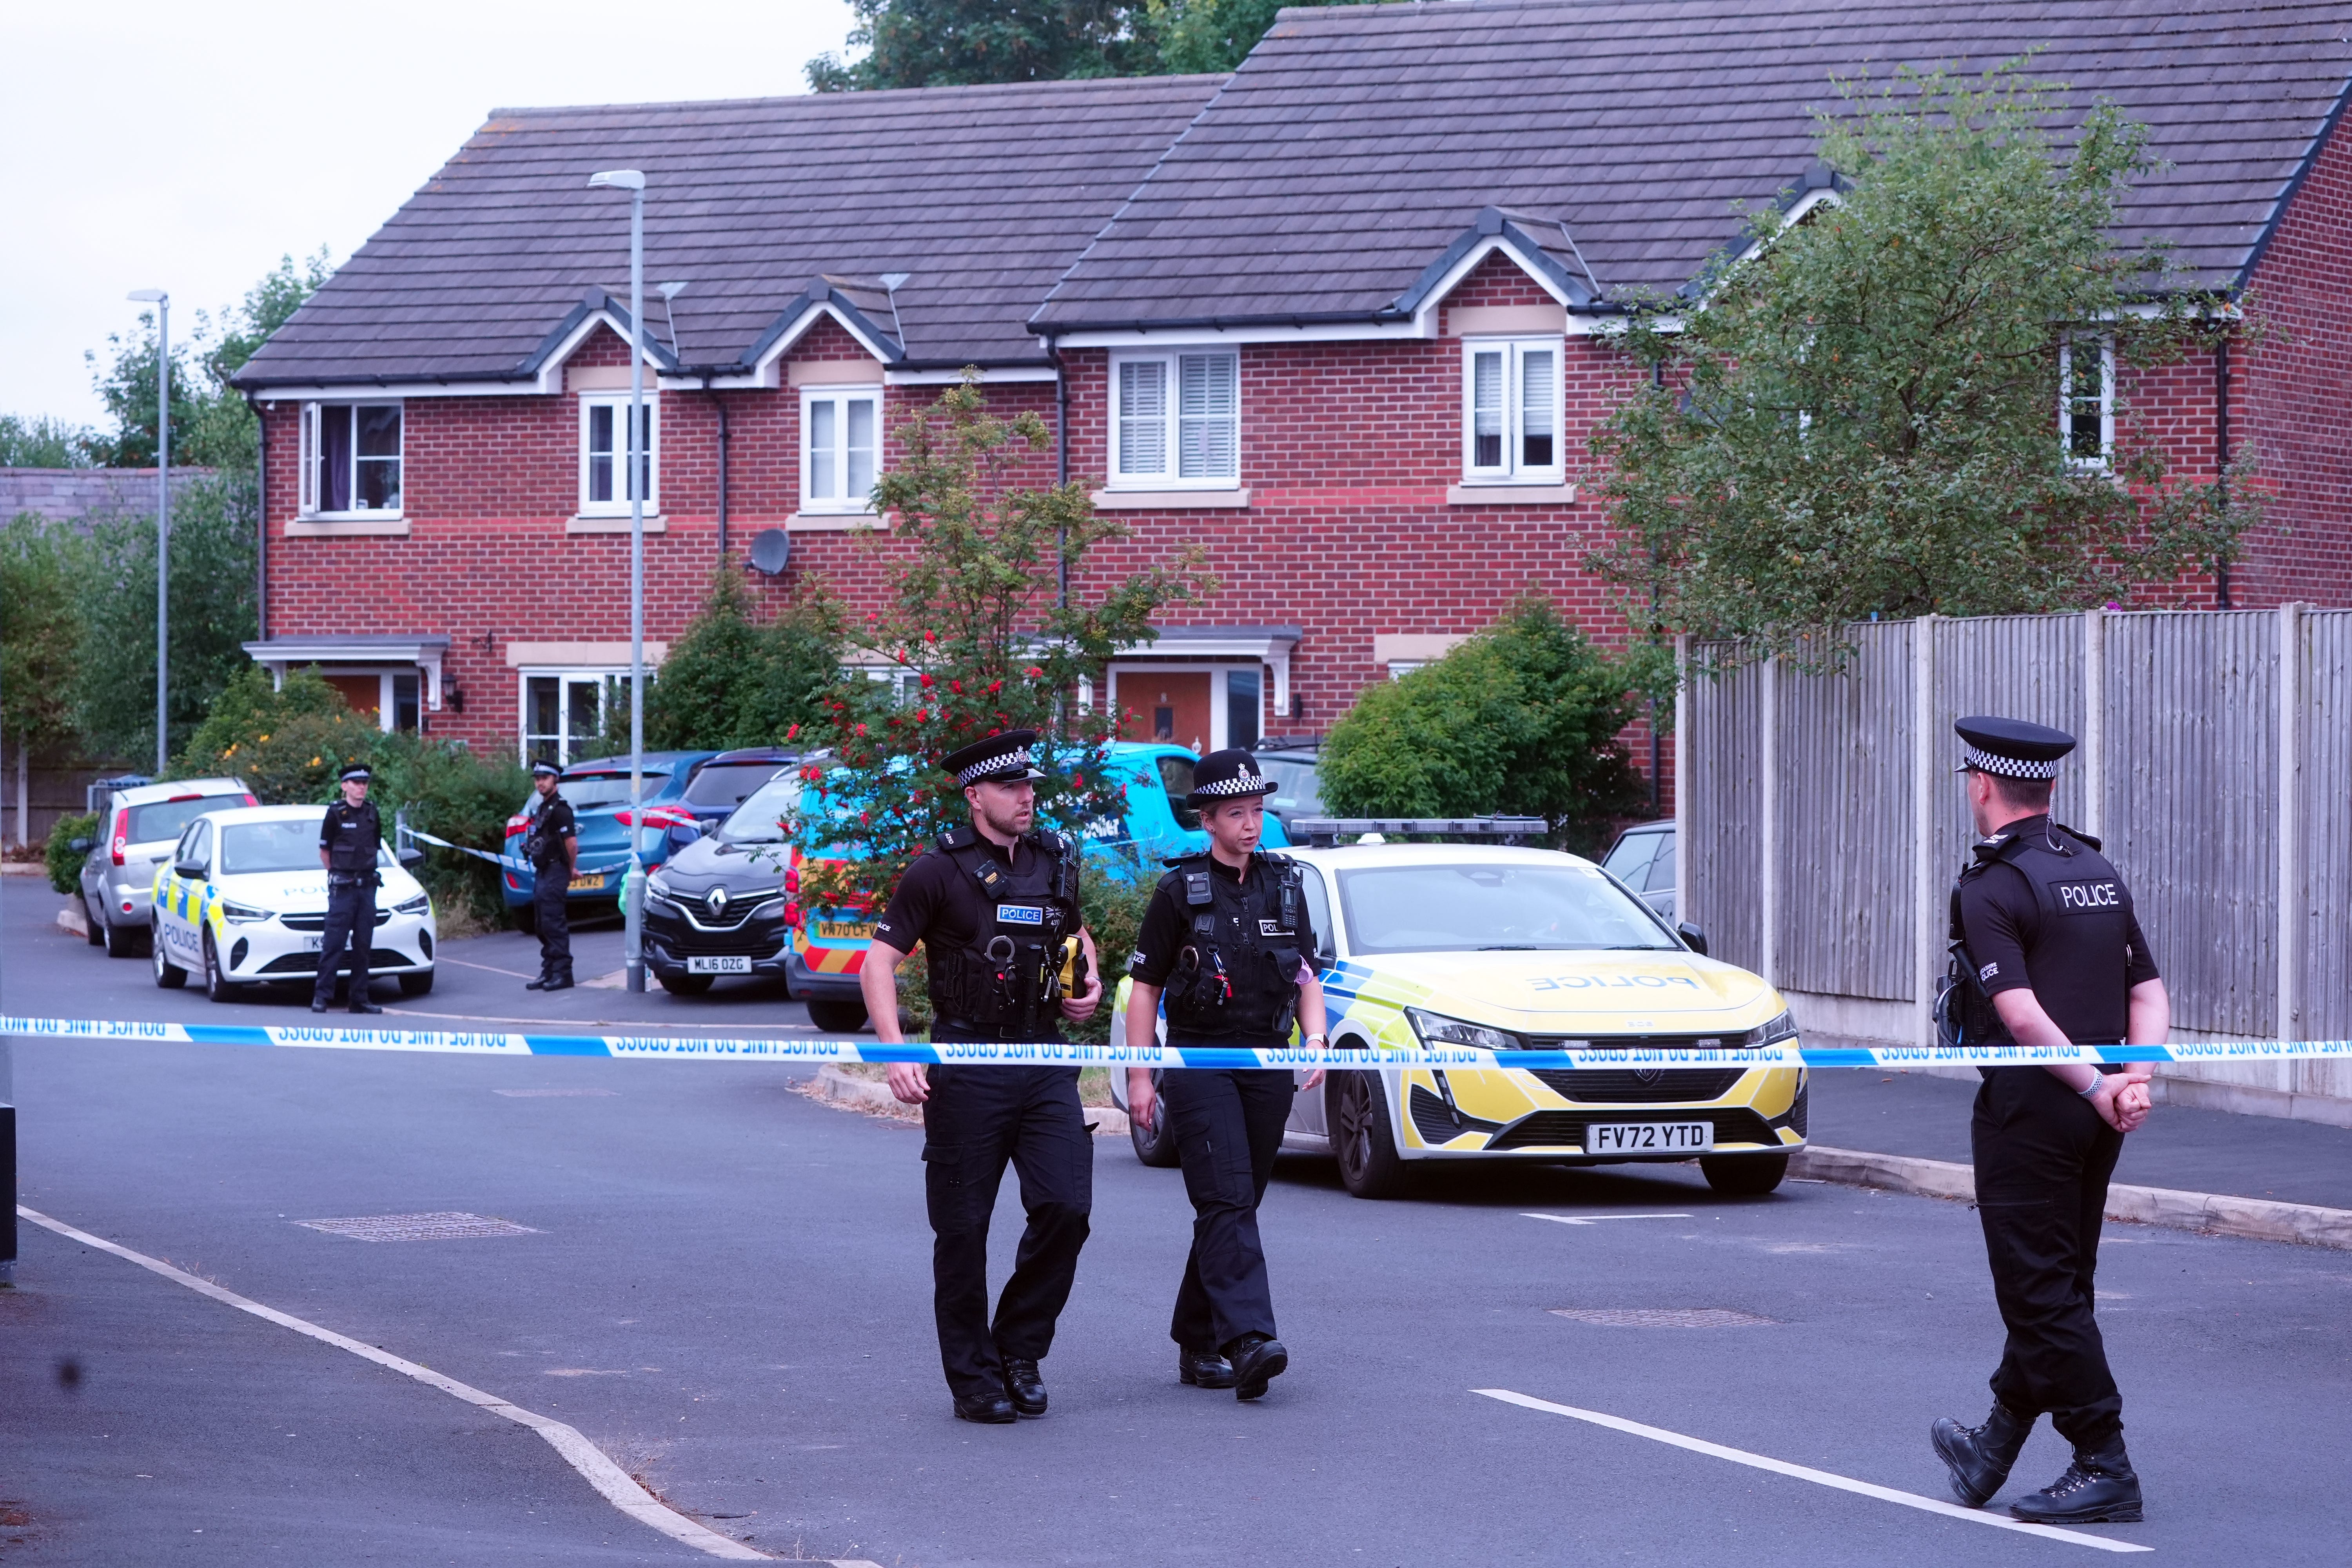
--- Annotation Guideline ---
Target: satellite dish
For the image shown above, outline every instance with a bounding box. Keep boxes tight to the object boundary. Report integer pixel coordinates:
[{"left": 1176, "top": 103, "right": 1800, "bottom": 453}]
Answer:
[{"left": 748, "top": 528, "right": 791, "bottom": 576}]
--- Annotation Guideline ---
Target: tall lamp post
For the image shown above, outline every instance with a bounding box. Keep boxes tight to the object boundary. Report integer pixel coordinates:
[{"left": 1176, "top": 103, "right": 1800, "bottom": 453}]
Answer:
[
  {"left": 127, "top": 289, "right": 170, "bottom": 775},
  {"left": 587, "top": 169, "right": 649, "bottom": 993}
]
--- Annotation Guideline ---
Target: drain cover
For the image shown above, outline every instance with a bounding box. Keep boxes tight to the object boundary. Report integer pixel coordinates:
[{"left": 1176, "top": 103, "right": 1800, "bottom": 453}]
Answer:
[
  {"left": 297, "top": 1212, "right": 541, "bottom": 1242},
  {"left": 1549, "top": 1307, "right": 1779, "bottom": 1328}
]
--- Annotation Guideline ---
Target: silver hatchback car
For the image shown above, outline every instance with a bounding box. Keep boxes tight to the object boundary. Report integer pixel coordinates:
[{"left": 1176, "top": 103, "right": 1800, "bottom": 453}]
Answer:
[{"left": 77, "top": 777, "right": 253, "bottom": 957}]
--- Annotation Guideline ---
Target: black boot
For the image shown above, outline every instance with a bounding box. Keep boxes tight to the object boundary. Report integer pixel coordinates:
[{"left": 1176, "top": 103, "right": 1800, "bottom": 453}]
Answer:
[
  {"left": 1003, "top": 1358, "right": 1047, "bottom": 1417},
  {"left": 2010, "top": 1439, "right": 2142, "bottom": 1524},
  {"left": 1931, "top": 1403, "right": 2032, "bottom": 1507},
  {"left": 1178, "top": 1347, "right": 1236, "bottom": 1389},
  {"left": 542, "top": 970, "right": 575, "bottom": 992},
  {"left": 524, "top": 966, "right": 550, "bottom": 991},
  {"left": 952, "top": 1388, "right": 1017, "bottom": 1424},
  {"left": 1224, "top": 1334, "right": 1288, "bottom": 1401}
]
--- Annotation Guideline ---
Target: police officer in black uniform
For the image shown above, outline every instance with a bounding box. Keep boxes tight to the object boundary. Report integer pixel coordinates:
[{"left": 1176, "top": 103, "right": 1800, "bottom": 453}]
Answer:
[
  {"left": 1124, "top": 749, "right": 1329, "bottom": 1402},
  {"left": 862, "top": 730, "right": 1105, "bottom": 1425},
  {"left": 312, "top": 762, "right": 385, "bottom": 1015},
  {"left": 521, "top": 760, "right": 579, "bottom": 992},
  {"left": 1931, "top": 717, "right": 2167, "bottom": 1526}
]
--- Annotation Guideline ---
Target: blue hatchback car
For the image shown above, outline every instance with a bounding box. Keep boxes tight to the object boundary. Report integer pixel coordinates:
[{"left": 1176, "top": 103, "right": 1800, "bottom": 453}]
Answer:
[{"left": 503, "top": 751, "right": 719, "bottom": 930}]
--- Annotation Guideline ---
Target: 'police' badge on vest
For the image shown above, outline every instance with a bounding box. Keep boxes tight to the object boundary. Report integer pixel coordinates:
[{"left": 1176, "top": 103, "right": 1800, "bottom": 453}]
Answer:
[
  {"left": 997, "top": 904, "right": 1047, "bottom": 926},
  {"left": 1258, "top": 919, "right": 1291, "bottom": 937},
  {"left": 2055, "top": 879, "right": 2122, "bottom": 913}
]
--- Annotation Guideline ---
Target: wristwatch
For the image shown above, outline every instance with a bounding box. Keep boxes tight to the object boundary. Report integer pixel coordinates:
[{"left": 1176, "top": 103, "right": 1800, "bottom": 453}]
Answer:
[{"left": 1303, "top": 1033, "right": 1329, "bottom": 1049}]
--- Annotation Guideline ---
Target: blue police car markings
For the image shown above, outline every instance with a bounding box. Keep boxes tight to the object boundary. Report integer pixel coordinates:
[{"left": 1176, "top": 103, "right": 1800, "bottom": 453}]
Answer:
[
  {"left": 997, "top": 904, "right": 1047, "bottom": 925},
  {"left": 1526, "top": 973, "right": 1702, "bottom": 991}
]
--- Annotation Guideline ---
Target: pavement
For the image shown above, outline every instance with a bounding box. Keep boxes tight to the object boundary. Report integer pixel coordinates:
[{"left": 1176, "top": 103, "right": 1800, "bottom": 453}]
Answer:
[{"left": 8, "top": 881, "right": 2352, "bottom": 1566}]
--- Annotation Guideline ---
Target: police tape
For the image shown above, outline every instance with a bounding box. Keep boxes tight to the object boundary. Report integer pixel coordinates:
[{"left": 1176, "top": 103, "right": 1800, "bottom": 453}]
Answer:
[
  {"left": 400, "top": 826, "right": 632, "bottom": 878},
  {"left": 5, "top": 1016, "right": 2350, "bottom": 1073}
]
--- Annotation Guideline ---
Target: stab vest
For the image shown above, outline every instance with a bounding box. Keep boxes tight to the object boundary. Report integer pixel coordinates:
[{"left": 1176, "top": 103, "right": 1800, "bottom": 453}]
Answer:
[
  {"left": 1159, "top": 851, "right": 1305, "bottom": 1040},
  {"left": 924, "top": 825, "right": 1080, "bottom": 1036},
  {"left": 1935, "top": 820, "right": 2136, "bottom": 1051}
]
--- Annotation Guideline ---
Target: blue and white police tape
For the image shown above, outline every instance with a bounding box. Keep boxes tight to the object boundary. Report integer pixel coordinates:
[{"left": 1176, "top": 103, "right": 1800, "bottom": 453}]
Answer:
[
  {"left": 5, "top": 1016, "right": 2350, "bottom": 1072},
  {"left": 400, "top": 825, "right": 631, "bottom": 878}
]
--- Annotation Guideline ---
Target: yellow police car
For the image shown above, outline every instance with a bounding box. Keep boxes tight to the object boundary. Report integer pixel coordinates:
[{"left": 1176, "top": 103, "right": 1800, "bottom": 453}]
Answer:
[
  {"left": 1111, "top": 833, "right": 1805, "bottom": 1198},
  {"left": 150, "top": 804, "right": 439, "bottom": 1003}
]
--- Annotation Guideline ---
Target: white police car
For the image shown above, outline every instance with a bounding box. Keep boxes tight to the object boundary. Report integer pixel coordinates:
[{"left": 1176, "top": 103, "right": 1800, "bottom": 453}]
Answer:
[{"left": 150, "top": 804, "right": 439, "bottom": 1003}]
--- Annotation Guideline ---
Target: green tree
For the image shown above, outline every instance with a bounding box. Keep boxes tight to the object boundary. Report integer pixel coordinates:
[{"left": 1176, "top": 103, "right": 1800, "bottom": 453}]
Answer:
[
  {"left": 1, "top": 515, "right": 89, "bottom": 780},
  {"left": 0, "top": 415, "right": 99, "bottom": 467},
  {"left": 88, "top": 250, "right": 331, "bottom": 471},
  {"left": 1588, "top": 64, "right": 2255, "bottom": 661},
  {"left": 800, "top": 372, "right": 1212, "bottom": 906},
  {"left": 365, "top": 730, "right": 534, "bottom": 923},
  {"left": 807, "top": 0, "right": 1154, "bottom": 89},
  {"left": 627, "top": 560, "right": 849, "bottom": 751},
  {"left": 172, "top": 666, "right": 370, "bottom": 802},
  {"left": 69, "top": 474, "right": 259, "bottom": 764},
  {"left": 1319, "top": 597, "right": 1654, "bottom": 854}
]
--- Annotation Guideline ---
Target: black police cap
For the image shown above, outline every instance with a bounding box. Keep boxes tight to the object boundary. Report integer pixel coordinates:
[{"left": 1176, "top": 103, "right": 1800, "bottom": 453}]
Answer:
[
  {"left": 338, "top": 762, "right": 373, "bottom": 784},
  {"left": 1187, "top": 748, "right": 1279, "bottom": 808},
  {"left": 943, "top": 729, "right": 1047, "bottom": 787},
  {"left": 1954, "top": 716, "right": 2076, "bottom": 780},
  {"left": 531, "top": 759, "right": 563, "bottom": 778}
]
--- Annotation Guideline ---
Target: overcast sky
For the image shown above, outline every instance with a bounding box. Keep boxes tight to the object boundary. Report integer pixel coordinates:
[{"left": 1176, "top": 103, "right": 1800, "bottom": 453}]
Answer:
[{"left": 2, "top": 0, "right": 857, "bottom": 431}]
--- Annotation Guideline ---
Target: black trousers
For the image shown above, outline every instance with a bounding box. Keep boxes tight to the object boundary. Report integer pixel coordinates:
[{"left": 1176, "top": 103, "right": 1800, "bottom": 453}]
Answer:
[
  {"left": 1971, "top": 1066, "right": 2126, "bottom": 1448},
  {"left": 1161, "top": 1063, "right": 1295, "bottom": 1352},
  {"left": 311, "top": 878, "right": 374, "bottom": 1007},
  {"left": 533, "top": 866, "right": 572, "bottom": 979},
  {"left": 920, "top": 1044, "right": 1093, "bottom": 1400}
]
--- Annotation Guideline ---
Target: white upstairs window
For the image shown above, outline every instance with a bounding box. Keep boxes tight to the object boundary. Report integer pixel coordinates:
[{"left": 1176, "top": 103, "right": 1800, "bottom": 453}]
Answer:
[
  {"left": 1111, "top": 350, "right": 1238, "bottom": 487},
  {"left": 2060, "top": 335, "right": 2114, "bottom": 466},
  {"left": 1461, "top": 339, "right": 1563, "bottom": 483},
  {"left": 299, "top": 402, "right": 403, "bottom": 516},
  {"left": 802, "top": 387, "right": 881, "bottom": 512},
  {"left": 579, "top": 395, "right": 658, "bottom": 515}
]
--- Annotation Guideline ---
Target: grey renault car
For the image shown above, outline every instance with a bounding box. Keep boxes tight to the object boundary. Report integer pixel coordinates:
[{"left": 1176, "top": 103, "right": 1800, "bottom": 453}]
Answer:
[{"left": 77, "top": 777, "right": 255, "bottom": 956}]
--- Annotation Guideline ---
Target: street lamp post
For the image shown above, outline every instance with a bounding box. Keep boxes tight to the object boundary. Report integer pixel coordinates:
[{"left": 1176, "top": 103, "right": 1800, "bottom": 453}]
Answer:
[
  {"left": 588, "top": 169, "right": 649, "bottom": 994},
  {"left": 127, "top": 289, "right": 169, "bottom": 775}
]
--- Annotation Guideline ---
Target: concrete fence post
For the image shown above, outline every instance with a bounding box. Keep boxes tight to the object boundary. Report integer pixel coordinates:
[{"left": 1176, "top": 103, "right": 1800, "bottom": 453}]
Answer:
[
  {"left": 1672, "top": 634, "right": 1689, "bottom": 932},
  {"left": 2279, "top": 601, "right": 2303, "bottom": 1043},
  {"left": 1913, "top": 615, "right": 1938, "bottom": 1047},
  {"left": 1758, "top": 653, "right": 1777, "bottom": 988},
  {"left": 2082, "top": 605, "right": 2106, "bottom": 843}
]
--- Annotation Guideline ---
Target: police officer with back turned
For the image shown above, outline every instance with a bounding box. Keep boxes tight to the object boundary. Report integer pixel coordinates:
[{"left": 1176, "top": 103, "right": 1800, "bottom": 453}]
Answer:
[
  {"left": 1931, "top": 717, "right": 2166, "bottom": 1526},
  {"left": 862, "top": 730, "right": 1105, "bottom": 1425},
  {"left": 1125, "top": 749, "right": 1328, "bottom": 1403},
  {"left": 312, "top": 762, "right": 384, "bottom": 1014},
  {"left": 522, "top": 760, "right": 579, "bottom": 992}
]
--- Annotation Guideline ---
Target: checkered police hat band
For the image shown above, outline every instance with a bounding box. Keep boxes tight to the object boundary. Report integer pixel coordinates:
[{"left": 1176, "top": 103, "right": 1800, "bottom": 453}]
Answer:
[
  {"left": 956, "top": 748, "right": 1034, "bottom": 785},
  {"left": 1195, "top": 772, "right": 1271, "bottom": 797},
  {"left": 1962, "top": 746, "right": 2062, "bottom": 781}
]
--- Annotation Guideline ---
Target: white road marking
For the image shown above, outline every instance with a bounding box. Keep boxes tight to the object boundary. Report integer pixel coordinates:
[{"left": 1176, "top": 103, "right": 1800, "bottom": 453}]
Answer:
[
  {"left": 1523, "top": 1212, "right": 1692, "bottom": 1226},
  {"left": 17, "top": 1206, "right": 768, "bottom": 1561},
  {"left": 436, "top": 955, "right": 542, "bottom": 980},
  {"left": 1474, "top": 1389, "right": 2150, "bottom": 1554}
]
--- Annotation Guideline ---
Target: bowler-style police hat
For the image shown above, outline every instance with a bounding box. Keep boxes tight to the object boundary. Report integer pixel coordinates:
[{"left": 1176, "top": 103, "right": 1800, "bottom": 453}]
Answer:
[
  {"left": 943, "top": 729, "right": 1047, "bottom": 787},
  {"left": 1954, "top": 716, "right": 2076, "bottom": 781},
  {"left": 338, "top": 762, "right": 373, "bottom": 784},
  {"left": 531, "top": 759, "right": 563, "bottom": 779},
  {"left": 1187, "top": 748, "right": 1279, "bottom": 808}
]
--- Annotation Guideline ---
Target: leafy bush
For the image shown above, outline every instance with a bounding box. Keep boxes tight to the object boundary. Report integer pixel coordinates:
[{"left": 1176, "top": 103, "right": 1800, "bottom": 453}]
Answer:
[
  {"left": 173, "top": 666, "right": 370, "bottom": 804},
  {"left": 366, "top": 732, "right": 531, "bottom": 924},
  {"left": 47, "top": 811, "right": 98, "bottom": 895},
  {"left": 628, "top": 559, "right": 848, "bottom": 752},
  {"left": 1319, "top": 596, "right": 1656, "bottom": 854}
]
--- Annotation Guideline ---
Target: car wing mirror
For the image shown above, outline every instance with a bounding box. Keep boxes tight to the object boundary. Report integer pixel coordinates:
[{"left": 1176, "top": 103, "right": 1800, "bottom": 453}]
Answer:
[
  {"left": 69, "top": 836, "right": 92, "bottom": 853},
  {"left": 175, "top": 860, "right": 206, "bottom": 880},
  {"left": 1676, "top": 921, "right": 1708, "bottom": 956}
]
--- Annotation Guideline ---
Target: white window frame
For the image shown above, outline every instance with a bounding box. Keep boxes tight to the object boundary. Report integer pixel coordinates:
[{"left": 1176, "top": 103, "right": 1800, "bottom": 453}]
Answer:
[
  {"left": 1460, "top": 337, "right": 1566, "bottom": 485},
  {"left": 577, "top": 394, "right": 661, "bottom": 517},
  {"left": 518, "top": 669, "right": 640, "bottom": 768},
  {"left": 2059, "top": 334, "right": 2115, "bottom": 468},
  {"left": 298, "top": 400, "right": 405, "bottom": 518},
  {"left": 1107, "top": 349, "right": 1240, "bottom": 490},
  {"left": 800, "top": 385, "right": 884, "bottom": 514}
]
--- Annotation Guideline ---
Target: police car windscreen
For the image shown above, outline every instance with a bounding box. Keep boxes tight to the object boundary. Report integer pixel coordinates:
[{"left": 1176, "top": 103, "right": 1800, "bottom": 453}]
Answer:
[
  {"left": 720, "top": 776, "right": 803, "bottom": 843},
  {"left": 1335, "top": 863, "right": 1676, "bottom": 955},
  {"left": 219, "top": 819, "right": 326, "bottom": 875},
  {"left": 683, "top": 762, "right": 786, "bottom": 807},
  {"left": 553, "top": 773, "right": 667, "bottom": 810}
]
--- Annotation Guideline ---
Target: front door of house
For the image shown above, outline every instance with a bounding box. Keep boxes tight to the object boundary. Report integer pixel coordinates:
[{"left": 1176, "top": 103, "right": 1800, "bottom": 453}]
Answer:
[{"left": 1122, "top": 672, "right": 1212, "bottom": 755}]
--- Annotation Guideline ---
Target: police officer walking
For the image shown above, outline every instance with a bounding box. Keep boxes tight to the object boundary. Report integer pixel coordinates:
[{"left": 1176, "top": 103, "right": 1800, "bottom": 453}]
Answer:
[
  {"left": 862, "top": 730, "right": 1104, "bottom": 1425},
  {"left": 1931, "top": 717, "right": 2166, "bottom": 1525},
  {"left": 312, "top": 762, "right": 385, "bottom": 1015},
  {"left": 1124, "top": 750, "right": 1328, "bottom": 1402},
  {"left": 522, "top": 760, "right": 579, "bottom": 992}
]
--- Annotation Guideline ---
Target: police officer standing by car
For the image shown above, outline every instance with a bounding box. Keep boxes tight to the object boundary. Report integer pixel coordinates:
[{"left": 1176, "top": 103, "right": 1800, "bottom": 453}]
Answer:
[
  {"left": 1931, "top": 717, "right": 2165, "bottom": 1526},
  {"left": 862, "top": 730, "right": 1104, "bottom": 1425},
  {"left": 312, "top": 763, "right": 384, "bottom": 1015},
  {"left": 1124, "top": 750, "right": 1328, "bottom": 1402},
  {"left": 522, "top": 760, "right": 579, "bottom": 992}
]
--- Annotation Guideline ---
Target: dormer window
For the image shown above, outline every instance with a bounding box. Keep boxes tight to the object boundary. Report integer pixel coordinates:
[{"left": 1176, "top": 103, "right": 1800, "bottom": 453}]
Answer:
[{"left": 1461, "top": 338, "right": 1562, "bottom": 483}]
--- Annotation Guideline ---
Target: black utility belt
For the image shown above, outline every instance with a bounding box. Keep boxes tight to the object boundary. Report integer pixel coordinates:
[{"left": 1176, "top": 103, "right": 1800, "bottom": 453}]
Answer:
[
  {"left": 930, "top": 1017, "right": 1068, "bottom": 1045},
  {"left": 328, "top": 873, "right": 375, "bottom": 886}
]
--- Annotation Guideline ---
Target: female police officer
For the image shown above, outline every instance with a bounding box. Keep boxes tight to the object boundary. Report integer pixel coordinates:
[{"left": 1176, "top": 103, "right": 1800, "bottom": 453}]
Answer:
[
  {"left": 1124, "top": 749, "right": 1328, "bottom": 1401},
  {"left": 1931, "top": 717, "right": 2165, "bottom": 1526}
]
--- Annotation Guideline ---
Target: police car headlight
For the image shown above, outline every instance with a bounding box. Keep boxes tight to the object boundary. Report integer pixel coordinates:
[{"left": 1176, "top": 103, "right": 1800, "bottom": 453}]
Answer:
[
  {"left": 1739, "top": 1009, "right": 1798, "bottom": 1049},
  {"left": 394, "top": 893, "right": 430, "bottom": 917},
  {"left": 218, "top": 899, "right": 274, "bottom": 924},
  {"left": 1405, "top": 1007, "right": 1523, "bottom": 1053}
]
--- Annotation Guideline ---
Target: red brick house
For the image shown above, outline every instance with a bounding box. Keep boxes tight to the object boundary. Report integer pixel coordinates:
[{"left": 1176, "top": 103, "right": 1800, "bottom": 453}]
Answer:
[{"left": 232, "top": 0, "right": 2352, "bottom": 775}]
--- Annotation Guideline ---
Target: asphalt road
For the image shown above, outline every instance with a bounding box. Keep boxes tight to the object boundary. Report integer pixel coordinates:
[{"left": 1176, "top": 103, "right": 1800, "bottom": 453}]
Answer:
[{"left": 6, "top": 880, "right": 2351, "bottom": 1566}]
